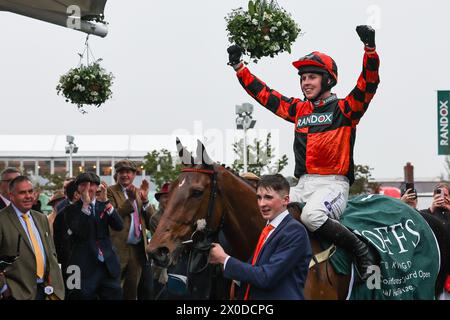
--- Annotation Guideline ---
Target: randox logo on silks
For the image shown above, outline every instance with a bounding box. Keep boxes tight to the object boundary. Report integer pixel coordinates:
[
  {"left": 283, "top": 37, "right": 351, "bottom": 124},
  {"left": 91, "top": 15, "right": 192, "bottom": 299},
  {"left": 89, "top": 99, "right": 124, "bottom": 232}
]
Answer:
[{"left": 297, "top": 112, "right": 333, "bottom": 129}]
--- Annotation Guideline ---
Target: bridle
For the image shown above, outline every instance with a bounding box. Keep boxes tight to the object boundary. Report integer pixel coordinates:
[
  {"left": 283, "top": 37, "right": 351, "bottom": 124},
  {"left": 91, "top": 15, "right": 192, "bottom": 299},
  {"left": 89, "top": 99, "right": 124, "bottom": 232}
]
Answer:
[
  {"left": 181, "top": 167, "right": 227, "bottom": 238},
  {"left": 180, "top": 167, "right": 226, "bottom": 274},
  {"left": 153, "top": 166, "right": 228, "bottom": 300}
]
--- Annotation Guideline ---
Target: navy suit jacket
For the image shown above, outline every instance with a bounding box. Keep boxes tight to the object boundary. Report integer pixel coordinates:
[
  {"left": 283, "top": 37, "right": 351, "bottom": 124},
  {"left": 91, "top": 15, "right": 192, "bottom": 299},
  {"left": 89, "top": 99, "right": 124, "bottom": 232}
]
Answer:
[
  {"left": 63, "top": 201, "right": 123, "bottom": 279},
  {"left": 224, "top": 214, "right": 311, "bottom": 300}
]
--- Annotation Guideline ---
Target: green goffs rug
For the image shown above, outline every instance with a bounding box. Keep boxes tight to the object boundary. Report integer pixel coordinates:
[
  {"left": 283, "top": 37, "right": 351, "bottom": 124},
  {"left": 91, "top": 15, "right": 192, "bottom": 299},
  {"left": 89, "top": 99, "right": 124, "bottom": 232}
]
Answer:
[{"left": 330, "top": 194, "right": 440, "bottom": 300}]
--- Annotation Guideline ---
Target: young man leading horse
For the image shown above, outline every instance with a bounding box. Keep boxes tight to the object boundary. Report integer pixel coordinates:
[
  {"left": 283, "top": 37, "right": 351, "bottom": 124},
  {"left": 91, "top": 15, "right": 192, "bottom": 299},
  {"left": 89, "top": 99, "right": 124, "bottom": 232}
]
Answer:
[
  {"left": 209, "top": 174, "right": 311, "bottom": 300},
  {"left": 227, "top": 25, "right": 380, "bottom": 281}
]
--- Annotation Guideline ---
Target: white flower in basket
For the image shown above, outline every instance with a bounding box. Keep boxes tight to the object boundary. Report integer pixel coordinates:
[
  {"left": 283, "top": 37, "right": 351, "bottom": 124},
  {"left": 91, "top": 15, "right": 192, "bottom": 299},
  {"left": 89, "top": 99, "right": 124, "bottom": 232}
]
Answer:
[
  {"left": 56, "top": 60, "right": 114, "bottom": 113},
  {"left": 56, "top": 37, "right": 114, "bottom": 113},
  {"left": 225, "top": 0, "right": 301, "bottom": 63}
]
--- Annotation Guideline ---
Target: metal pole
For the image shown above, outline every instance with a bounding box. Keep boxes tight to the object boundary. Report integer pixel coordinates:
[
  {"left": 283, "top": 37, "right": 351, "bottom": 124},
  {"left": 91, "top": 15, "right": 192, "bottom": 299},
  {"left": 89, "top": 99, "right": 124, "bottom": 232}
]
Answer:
[
  {"left": 243, "top": 117, "right": 248, "bottom": 172},
  {"left": 69, "top": 145, "right": 73, "bottom": 177}
]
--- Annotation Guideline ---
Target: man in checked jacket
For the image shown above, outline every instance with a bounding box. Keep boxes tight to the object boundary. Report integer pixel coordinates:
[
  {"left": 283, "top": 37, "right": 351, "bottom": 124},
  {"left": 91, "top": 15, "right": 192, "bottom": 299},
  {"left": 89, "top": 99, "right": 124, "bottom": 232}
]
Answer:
[{"left": 228, "top": 25, "right": 380, "bottom": 281}]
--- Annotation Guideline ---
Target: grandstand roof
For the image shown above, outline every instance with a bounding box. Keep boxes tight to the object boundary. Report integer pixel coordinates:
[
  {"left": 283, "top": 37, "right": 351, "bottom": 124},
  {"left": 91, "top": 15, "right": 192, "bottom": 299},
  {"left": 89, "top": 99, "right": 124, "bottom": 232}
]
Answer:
[{"left": 0, "top": 134, "right": 193, "bottom": 158}]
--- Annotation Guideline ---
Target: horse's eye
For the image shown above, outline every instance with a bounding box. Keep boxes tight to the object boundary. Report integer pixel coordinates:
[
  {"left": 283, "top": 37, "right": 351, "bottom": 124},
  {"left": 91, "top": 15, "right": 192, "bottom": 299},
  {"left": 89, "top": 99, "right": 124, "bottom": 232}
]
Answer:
[{"left": 191, "top": 189, "right": 204, "bottom": 198}]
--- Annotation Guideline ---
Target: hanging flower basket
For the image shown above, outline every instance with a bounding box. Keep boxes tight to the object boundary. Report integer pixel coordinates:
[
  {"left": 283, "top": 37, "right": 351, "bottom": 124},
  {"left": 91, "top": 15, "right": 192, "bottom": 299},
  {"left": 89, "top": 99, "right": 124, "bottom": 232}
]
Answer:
[
  {"left": 56, "top": 60, "right": 114, "bottom": 113},
  {"left": 56, "top": 37, "right": 114, "bottom": 113},
  {"left": 225, "top": 0, "right": 301, "bottom": 63}
]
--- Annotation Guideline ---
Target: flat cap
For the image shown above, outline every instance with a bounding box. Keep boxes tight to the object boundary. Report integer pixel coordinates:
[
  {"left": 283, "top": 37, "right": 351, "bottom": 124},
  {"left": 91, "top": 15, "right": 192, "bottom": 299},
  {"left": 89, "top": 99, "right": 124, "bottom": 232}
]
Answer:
[
  {"left": 114, "top": 159, "right": 137, "bottom": 172},
  {"left": 47, "top": 190, "right": 65, "bottom": 207},
  {"left": 75, "top": 172, "right": 100, "bottom": 186}
]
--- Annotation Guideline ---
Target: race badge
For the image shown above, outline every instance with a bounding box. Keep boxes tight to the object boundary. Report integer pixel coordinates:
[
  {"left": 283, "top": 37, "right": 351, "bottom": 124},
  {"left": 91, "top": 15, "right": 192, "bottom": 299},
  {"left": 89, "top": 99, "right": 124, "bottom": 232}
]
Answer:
[
  {"left": 324, "top": 201, "right": 333, "bottom": 214},
  {"left": 44, "top": 286, "right": 54, "bottom": 295},
  {"left": 323, "top": 191, "right": 345, "bottom": 220}
]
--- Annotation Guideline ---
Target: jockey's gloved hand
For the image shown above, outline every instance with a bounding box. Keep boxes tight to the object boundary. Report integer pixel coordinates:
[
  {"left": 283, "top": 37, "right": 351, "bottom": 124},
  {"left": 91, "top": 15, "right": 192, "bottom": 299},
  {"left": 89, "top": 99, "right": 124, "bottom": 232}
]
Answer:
[
  {"left": 356, "top": 25, "right": 376, "bottom": 48},
  {"left": 227, "top": 45, "right": 244, "bottom": 71}
]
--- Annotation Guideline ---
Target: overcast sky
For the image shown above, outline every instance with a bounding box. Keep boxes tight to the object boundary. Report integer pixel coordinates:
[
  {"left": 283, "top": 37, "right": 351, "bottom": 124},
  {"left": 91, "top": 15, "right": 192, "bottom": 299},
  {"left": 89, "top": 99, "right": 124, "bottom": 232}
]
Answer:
[{"left": 1, "top": 0, "right": 449, "bottom": 180}]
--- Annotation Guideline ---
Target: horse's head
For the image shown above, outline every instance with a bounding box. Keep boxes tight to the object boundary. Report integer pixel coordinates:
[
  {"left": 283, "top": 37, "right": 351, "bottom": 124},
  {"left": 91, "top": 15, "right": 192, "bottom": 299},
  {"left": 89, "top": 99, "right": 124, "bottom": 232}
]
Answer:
[{"left": 147, "top": 139, "right": 229, "bottom": 267}]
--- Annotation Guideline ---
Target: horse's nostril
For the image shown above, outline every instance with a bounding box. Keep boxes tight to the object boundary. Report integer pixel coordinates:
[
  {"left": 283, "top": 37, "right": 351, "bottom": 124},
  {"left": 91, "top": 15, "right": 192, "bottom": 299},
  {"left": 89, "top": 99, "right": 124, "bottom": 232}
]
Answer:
[
  {"left": 158, "top": 247, "right": 169, "bottom": 256},
  {"left": 149, "top": 246, "right": 170, "bottom": 268}
]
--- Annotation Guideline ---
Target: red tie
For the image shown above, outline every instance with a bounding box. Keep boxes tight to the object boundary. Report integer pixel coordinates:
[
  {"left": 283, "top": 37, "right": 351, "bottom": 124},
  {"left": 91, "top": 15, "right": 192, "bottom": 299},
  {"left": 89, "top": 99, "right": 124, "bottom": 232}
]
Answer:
[{"left": 244, "top": 224, "right": 274, "bottom": 300}]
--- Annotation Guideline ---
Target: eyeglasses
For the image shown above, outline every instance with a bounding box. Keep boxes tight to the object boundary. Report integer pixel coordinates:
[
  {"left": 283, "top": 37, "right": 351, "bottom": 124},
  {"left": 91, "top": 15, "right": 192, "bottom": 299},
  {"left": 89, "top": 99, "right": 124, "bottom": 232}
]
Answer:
[{"left": 1, "top": 179, "right": 12, "bottom": 183}]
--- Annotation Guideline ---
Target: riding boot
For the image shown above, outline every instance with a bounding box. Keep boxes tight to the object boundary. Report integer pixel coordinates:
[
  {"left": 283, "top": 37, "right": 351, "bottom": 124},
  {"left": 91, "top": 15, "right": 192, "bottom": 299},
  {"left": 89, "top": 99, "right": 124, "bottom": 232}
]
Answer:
[{"left": 315, "top": 218, "right": 376, "bottom": 282}]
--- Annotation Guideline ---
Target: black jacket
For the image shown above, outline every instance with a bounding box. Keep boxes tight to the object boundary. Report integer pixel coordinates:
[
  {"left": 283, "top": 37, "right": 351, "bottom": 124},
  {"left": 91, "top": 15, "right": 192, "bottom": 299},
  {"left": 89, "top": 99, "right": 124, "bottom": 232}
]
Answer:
[
  {"left": 63, "top": 200, "right": 123, "bottom": 278},
  {"left": 420, "top": 208, "right": 450, "bottom": 223}
]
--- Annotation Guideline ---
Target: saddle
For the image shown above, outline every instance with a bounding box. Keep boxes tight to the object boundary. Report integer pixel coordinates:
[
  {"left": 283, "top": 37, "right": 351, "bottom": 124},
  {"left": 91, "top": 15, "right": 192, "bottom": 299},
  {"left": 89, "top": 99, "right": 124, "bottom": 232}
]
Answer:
[{"left": 287, "top": 202, "right": 337, "bottom": 269}]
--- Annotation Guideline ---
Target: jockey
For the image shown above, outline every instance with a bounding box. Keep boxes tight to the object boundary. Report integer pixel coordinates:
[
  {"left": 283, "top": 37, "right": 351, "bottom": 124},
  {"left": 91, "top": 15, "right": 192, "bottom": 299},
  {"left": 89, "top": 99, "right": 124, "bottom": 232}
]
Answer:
[{"left": 227, "top": 25, "right": 380, "bottom": 281}]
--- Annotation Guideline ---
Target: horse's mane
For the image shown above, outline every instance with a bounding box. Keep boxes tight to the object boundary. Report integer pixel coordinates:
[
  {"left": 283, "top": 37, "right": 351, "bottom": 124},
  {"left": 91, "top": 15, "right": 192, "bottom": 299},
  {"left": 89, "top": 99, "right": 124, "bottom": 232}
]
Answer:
[
  {"left": 218, "top": 163, "right": 246, "bottom": 180},
  {"left": 186, "top": 162, "right": 257, "bottom": 192}
]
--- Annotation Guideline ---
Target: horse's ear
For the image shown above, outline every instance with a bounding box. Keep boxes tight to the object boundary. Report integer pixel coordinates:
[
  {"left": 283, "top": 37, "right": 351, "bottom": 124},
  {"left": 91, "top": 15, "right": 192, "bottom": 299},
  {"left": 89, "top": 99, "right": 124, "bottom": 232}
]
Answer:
[
  {"left": 195, "top": 139, "right": 215, "bottom": 165},
  {"left": 176, "top": 137, "right": 194, "bottom": 165}
]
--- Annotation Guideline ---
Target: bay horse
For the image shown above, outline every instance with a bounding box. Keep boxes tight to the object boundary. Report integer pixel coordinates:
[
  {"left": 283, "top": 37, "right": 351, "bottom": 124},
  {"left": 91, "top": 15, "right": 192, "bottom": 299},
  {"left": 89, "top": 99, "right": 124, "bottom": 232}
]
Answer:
[
  {"left": 147, "top": 139, "right": 448, "bottom": 299},
  {"left": 148, "top": 139, "right": 351, "bottom": 299}
]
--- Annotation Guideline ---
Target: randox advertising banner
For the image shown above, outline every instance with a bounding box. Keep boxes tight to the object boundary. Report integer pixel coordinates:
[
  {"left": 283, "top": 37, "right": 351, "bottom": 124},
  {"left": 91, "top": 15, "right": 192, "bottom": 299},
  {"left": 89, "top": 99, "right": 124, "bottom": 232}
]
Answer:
[{"left": 438, "top": 91, "right": 450, "bottom": 155}]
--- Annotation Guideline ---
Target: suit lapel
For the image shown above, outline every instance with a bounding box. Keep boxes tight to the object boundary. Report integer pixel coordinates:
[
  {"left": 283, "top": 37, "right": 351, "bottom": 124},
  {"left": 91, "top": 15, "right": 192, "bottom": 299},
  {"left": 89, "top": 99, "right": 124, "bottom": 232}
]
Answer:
[
  {"left": 0, "top": 196, "right": 6, "bottom": 209},
  {"left": 96, "top": 201, "right": 107, "bottom": 220},
  {"left": 95, "top": 201, "right": 100, "bottom": 217},
  {"left": 256, "top": 214, "right": 292, "bottom": 264},
  {"left": 5, "top": 206, "right": 34, "bottom": 254},
  {"left": 113, "top": 184, "right": 127, "bottom": 205},
  {"left": 113, "top": 183, "right": 147, "bottom": 242},
  {"left": 114, "top": 183, "right": 143, "bottom": 211},
  {"left": 116, "top": 183, "right": 144, "bottom": 221}
]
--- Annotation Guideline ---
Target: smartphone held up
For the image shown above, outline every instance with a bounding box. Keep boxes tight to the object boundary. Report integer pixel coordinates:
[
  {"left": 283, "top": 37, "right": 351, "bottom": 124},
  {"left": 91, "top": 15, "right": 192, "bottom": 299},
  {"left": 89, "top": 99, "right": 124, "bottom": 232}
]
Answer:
[{"left": 405, "top": 182, "right": 417, "bottom": 200}]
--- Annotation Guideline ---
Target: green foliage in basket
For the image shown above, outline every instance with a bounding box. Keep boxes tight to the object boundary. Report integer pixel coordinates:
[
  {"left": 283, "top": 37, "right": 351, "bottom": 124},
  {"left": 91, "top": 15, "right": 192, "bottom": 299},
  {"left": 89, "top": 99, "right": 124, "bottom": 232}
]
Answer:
[
  {"left": 56, "top": 61, "right": 113, "bottom": 110},
  {"left": 226, "top": 0, "right": 300, "bottom": 62}
]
